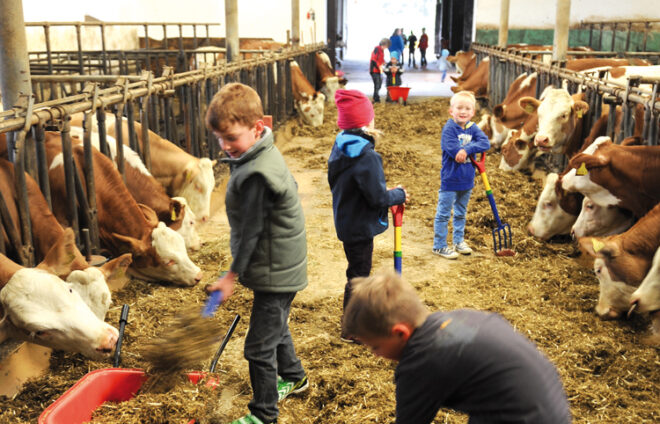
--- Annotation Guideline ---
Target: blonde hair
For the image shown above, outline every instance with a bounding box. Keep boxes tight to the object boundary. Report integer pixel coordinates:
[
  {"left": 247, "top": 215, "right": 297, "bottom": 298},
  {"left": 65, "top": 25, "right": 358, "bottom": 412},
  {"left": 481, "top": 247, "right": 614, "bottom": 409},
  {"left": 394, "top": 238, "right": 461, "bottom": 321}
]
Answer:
[
  {"left": 450, "top": 90, "right": 477, "bottom": 108},
  {"left": 206, "top": 82, "right": 264, "bottom": 133},
  {"left": 342, "top": 271, "right": 429, "bottom": 339}
]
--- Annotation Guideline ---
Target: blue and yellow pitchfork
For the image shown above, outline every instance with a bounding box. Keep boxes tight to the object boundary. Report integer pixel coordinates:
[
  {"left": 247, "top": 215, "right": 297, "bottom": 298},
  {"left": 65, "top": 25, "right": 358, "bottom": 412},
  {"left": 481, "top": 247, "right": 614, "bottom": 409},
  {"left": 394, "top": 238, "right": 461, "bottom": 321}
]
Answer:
[{"left": 469, "top": 153, "right": 515, "bottom": 257}]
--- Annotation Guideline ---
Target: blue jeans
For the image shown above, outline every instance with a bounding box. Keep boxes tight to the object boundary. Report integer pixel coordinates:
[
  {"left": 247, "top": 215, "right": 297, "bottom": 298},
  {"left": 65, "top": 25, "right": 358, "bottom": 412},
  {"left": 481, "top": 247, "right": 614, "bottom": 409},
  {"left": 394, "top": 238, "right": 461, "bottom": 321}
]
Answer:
[
  {"left": 433, "top": 188, "right": 472, "bottom": 250},
  {"left": 245, "top": 291, "right": 306, "bottom": 422}
]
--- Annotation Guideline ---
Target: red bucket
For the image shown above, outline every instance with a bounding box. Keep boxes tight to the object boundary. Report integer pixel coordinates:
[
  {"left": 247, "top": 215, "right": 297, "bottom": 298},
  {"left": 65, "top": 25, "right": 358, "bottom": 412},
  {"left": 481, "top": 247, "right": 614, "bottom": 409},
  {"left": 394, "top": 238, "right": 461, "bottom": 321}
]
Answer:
[
  {"left": 38, "top": 368, "right": 215, "bottom": 424},
  {"left": 387, "top": 86, "right": 411, "bottom": 102}
]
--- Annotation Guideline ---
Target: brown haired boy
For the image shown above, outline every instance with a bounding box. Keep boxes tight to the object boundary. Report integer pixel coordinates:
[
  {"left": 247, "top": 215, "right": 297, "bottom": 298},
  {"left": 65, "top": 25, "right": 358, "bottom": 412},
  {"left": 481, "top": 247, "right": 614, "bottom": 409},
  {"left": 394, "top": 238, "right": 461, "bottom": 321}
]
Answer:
[
  {"left": 206, "top": 83, "right": 308, "bottom": 424},
  {"left": 343, "top": 272, "right": 571, "bottom": 424}
]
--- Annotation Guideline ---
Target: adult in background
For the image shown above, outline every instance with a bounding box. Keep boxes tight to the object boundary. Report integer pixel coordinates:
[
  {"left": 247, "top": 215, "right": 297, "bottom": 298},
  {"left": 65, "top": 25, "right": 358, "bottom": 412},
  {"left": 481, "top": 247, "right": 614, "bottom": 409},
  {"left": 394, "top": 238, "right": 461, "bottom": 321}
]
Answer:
[
  {"left": 389, "top": 29, "right": 404, "bottom": 69},
  {"left": 370, "top": 38, "right": 390, "bottom": 103},
  {"left": 419, "top": 28, "right": 429, "bottom": 68},
  {"left": 407, "top": 30, "right": 418, "bottom": 68}
]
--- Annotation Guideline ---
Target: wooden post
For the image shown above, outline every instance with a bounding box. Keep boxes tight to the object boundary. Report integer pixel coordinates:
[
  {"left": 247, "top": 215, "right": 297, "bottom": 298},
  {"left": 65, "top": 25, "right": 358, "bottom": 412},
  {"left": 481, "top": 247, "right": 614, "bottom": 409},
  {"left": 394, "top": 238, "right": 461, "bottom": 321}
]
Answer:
[
  {"left": 498, "top": 0, "right": 510, "bottom": 48},
  {"left": 225, "top": 0, "right": 239, "bottom": 62},
  {"left": 552, "top": 0, "right": 571, "bottom": 62}
]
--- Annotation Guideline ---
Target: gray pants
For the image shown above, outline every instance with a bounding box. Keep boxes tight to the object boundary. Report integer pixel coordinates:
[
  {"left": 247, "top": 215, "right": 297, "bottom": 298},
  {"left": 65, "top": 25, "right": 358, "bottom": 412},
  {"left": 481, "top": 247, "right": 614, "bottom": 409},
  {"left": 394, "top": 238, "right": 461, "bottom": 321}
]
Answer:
[{"left": 245, "top": 291, "right": 306, "bottom": 422}]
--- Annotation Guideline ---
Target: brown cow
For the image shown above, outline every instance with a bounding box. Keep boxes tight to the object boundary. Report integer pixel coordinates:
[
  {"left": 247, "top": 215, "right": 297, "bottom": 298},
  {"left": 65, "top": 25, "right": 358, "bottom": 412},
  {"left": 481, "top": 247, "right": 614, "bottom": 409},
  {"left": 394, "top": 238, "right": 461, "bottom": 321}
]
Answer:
[
  {"left": 451, "top": 57, "right": 489, "bottom": 98},
  {"left": 290, "top": 60, "right": 325, "bottom": 127},
  {"left": 315, "top": 51, "right": 347, "bottom": 104},
  {"left": 44, "top": 131, "right": 202, "bottom": 286}
]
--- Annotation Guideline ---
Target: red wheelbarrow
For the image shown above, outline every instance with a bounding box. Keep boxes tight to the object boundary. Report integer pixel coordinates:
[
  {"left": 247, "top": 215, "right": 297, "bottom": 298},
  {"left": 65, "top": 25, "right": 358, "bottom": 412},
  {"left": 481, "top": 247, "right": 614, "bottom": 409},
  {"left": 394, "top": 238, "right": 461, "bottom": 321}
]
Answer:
[{"left": 387, "top": 86, "right": 411, "bottom": 105}]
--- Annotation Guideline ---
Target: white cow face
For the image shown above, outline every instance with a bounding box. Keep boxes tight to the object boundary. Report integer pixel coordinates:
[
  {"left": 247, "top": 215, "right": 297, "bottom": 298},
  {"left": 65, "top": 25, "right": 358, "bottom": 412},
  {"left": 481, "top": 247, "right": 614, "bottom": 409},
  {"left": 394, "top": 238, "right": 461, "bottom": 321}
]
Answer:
[
  {"left": 499, "top": 129, "right": 538, "bottom": 172},
  {"left": 320, "top": 76, "right": 340, "bottom": 104},
  {"left": 562, "top": 137, "right": 621, "bottom": 207},
  {"left": 571, "top": 198, "right": 634, "bottom": 238},
  {"left": 173, "top": 197, "right": 201, "bottom": 250},
  {"left": 178, "top": 158, "right": 216, "bottom": 222},
  {"left": 130, "top": 222, "right": 202, "bottom": 286},
  {"left": 527, "top": 173, "right": 577, "bottom": 240},
  {"left": 478, "top": 113, "right": 510, "bottom": 150},
  {"left": 0, "top": 268, "right": 118, "bottom": 358},
  {"left": 296, "top": 92, "right": 326, "bottom": 127},
  {"left": 630, "top": 247, "right": 660, "bottom": 316},
  {"left": 593, "top": 258, "right": 637, "bottom": 319},
  {"left": 65, "top": 267, "right": 112, "bottom": 319}
]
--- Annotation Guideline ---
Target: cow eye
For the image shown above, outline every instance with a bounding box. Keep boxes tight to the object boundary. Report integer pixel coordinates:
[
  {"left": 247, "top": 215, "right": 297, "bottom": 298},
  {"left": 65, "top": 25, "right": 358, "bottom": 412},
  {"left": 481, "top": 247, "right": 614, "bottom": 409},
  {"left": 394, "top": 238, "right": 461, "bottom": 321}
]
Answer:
[
  {"left": 543, "top": 201, "right": 554, "bottom": 209},
  {"left": 69, "top": 288, "right": 73, "bottom": 293},
  {"left": 35, "top": 331, "right": 45, "bottom": 337},
  {"left": 585, "top": 203, "right": 594, "bottom": 210}
]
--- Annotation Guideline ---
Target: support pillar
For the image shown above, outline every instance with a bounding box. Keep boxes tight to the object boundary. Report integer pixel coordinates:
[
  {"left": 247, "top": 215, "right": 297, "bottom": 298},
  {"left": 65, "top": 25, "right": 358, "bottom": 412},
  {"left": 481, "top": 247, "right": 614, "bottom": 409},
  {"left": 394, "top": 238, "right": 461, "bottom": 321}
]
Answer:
[
  {"left": 498, "top": 0, "right": 510, "bottom": 48},
  {"left": 225, "top": 0, "right": 239, "bottom": 62},
  {"left": 552, "top": 0, "right": 571, "bottom": 62},
  {"left": 291, "top": 0, "right": 300, "bottom": 46}
]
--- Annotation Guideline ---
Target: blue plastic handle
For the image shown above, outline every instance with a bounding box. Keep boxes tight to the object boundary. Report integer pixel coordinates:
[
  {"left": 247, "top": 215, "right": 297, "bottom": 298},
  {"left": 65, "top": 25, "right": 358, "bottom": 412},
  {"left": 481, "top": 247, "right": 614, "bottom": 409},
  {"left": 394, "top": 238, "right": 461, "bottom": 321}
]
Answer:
[{"left": 202, "top": 290, "right": 224, "bottom": 318}]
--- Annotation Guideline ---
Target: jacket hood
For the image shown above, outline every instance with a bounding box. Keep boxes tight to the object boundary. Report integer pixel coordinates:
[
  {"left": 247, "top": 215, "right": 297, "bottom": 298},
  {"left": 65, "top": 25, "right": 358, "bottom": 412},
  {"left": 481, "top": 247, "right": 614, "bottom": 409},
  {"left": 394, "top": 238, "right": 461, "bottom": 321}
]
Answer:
[{"left": 328, "top": 131, "right": 374, "bottom": 176}]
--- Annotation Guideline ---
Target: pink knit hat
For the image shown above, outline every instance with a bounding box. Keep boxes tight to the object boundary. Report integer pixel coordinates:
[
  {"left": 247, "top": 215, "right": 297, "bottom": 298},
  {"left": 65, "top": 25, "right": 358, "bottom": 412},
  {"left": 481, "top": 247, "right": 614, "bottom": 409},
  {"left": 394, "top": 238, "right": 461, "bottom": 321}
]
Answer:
[{"left": 335, "top": 89, "right": 374, "bottom": 130}]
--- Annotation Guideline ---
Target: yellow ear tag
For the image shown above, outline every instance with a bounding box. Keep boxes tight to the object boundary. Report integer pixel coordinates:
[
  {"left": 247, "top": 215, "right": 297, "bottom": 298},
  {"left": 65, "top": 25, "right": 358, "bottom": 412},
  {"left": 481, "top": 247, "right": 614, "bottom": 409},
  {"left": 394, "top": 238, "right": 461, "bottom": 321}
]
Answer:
[
  {"left": 171, "top": 209, "right": 177, "bottom": 221},
  {"left": 525, "top": 104, "right": 535, "bottom": 113},
  {"left": 592, "top": 238, "right": 605, "bottom": 253},
  {"left": 577, "top": 110, "right": 583, "bottom": 119},
  {"left": 576, "top": 162, "right": 588, "bottom": 176}
]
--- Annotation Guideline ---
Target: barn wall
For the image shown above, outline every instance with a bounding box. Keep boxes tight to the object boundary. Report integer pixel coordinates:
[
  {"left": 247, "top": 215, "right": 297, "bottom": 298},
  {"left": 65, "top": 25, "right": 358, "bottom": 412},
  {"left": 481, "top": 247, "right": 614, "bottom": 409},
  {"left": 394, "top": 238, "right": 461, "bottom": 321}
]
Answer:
[
  {"left": 474, "top": 0, "right": 660, "bottom": 50},
  {"left": 22, "top": 0, "right": 327, "bottom": 50}
]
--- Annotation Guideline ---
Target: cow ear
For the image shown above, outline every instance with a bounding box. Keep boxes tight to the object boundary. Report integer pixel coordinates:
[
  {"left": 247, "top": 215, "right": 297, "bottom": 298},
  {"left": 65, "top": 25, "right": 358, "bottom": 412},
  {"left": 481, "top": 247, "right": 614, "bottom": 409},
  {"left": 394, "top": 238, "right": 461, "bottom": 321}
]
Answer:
[
  {"left": 569, "top": 152, "right": 610, "bottom": 170},
  {"left": 518, "top": 97, "right": 540, "bottom": 115},
  {"left": 111, "top": 233, "right": 148, "bottom": 255},
  {"left": 0, "top": 253, "right": 22, "bottom": 283},
  {"left": 100, "top": 253, "right": 132, "bottom": 291},
  {"left": 621, "top": 136, "right": 643, "bottom": 146},
  {"left": 514, "top": 138, "right": 528, "bottom": 150},
  {"left": 37, "top": 228, "right": 86, "bottom": 278},
  {"left": 578, "top": 237, "right": 604, "bottom": 258},
  {"left": 169, "top": 199, "right": 183, "bottom": 223},
  {"left": 573, "top": 100, "right": 589, "bottom": 118},
  {"left": 137, "top": 204, "right": 159, "bottom": 228},
  {"left": 493, "top": 104, "right": 505, "bottom": 118}
]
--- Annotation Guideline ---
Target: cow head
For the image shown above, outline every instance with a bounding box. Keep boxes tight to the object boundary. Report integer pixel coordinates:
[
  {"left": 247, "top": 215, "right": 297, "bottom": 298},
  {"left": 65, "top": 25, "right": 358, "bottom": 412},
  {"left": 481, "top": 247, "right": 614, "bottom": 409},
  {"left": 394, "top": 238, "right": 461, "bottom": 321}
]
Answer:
[
  {"left": 478, "top": 113, "right": 510, "bottom": 150},
  {"left": 116, "top": 221, "right": 202, "bottom": 286},
  {"left": 562, "top": 137, "right": 622, "bottom": 207},
  {"left": 571, "top": 198, "right": 634, "bottom": 239},
  {"left": 630, "top": 248, "right": 660, "bottom": 342},
  {"left": 320, "top": 76, "right": 340, "bottom": 104},
  {"left": 519, "top": 88, "right": 589, "bottom": 153},
  {"left": 527, "top": 173, "right": 581, "bottom": 240},
  {"left": 172, "top": 196, "right": 201, "bottom": 250},
  {"left": 295, "top": 91, "right": 326, "bottom": 127},
  {"left": 178, "top": 157, "right": 216, "bottom": 222},
  {"left": 579, "top": 236, "right": 652, "bottom": 319},
  {"left": 0, "top": 266, "right": 118, "bottom": 359},
  {"left": 499, "top": 129, "right": 538, "bottom": 171}
]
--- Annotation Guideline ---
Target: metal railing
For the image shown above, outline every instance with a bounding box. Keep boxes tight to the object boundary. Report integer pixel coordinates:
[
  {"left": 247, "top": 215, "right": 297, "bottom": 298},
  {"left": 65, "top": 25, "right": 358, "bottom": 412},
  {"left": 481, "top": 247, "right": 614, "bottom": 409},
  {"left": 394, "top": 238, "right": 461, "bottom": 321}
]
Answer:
[{"left": 576, "top": 19, "right": 660, "bottom": 52}]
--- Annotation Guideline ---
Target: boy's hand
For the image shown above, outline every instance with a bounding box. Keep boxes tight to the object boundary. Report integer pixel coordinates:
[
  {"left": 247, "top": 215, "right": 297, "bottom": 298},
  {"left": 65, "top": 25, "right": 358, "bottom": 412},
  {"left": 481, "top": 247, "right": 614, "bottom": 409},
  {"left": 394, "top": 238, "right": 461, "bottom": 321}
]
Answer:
[
  {"left": 397, "top": 185, "right": 410, "bottom": 203},
  {"left": 455, "top": 149, "right": 468, "bottom": 163},
  {"left": 205, "top": 271, "right": 237, "bottom": 300}
]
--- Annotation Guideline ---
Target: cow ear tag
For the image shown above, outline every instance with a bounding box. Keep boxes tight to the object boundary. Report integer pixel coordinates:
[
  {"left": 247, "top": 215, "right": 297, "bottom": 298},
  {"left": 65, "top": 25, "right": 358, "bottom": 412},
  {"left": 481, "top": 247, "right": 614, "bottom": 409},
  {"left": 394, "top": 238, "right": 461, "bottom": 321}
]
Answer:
[
  {"left": 576, "top": 162, "right": 588, "bottom": 176},
  {"left": 171, "top": 209, "right": 178, "bottom": 221},
  {"left": 592, "top": 238, "right": 605, "bottom": 253},
  {"left": 524, "top": 104, "right": 535, "bottom": 113},
  {"left": 577, "top": 109, "right": 583, "bottom": 119}
]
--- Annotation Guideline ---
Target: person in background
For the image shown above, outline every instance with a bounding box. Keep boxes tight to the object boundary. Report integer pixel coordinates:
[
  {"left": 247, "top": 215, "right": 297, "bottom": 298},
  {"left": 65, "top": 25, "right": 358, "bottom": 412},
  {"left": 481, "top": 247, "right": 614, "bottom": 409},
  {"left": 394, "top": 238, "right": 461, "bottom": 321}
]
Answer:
[
  {"left": 433, "top": 91, "right": 489, "bottom": 259},
  {"left": 389, "top": 28, "right": 404, "bottom": 69},
  {"left": 384, "top": 53, "right": 404, "bottom": 103},
  {"left": 418, "top": 28, "right": 429, "bottom": 68},
  {"left": 407, "top": 30, "right": 418, "bottom": 69},
  {"left": 205, "top": 82, "right": 309, "bottom": 424},
  {"left": 342, "top": 271, "right": 572, "bottom": 424},
  {"left": 438, "top": 48, "right": 451, "bottom": 82},
  {"left": 328, "top": 89, "right": 408, "bottom": 342},
  {"left": 370, "top": 38, "right": 390, "bottom": 103}
]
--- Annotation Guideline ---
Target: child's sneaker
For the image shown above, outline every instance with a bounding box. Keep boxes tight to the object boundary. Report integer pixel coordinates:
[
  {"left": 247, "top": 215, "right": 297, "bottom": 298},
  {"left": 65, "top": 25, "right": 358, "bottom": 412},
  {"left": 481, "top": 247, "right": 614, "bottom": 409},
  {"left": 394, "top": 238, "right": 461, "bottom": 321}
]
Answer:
[
  {"left": 454, "top": 242, "right": 473, "bottom": 255},
  {"left": 277, "top": 375, "right": 309, "bottom": 401},
  {"left": 432, "top": 247, "right": 459, "bottom": 259},
  {"left": 229, "top": 413, "right": 275, "bottom": 424}
]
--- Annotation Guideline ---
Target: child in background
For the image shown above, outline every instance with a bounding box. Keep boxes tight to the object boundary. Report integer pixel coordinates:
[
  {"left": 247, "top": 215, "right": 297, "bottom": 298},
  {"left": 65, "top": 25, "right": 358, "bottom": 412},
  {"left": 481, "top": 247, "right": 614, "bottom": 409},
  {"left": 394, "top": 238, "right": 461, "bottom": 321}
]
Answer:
[
  {"left": 438, "top": 48, "right": 451, "bottom": 82},
  {"left": 327, "top": 89, "right": 408, "bottom": 342},
  {"left": 433, "top": 90, "right": 489, "bottom": 259},
  {"left": 343, "top": 271, "right": 572, "bottom": 424},
  {"left": 205, "top": 83, "right": 308, "bottom": 424},
  {"left": 384, "top": 52, "right": 404, "bottom": 103},
  {"left": 369, "top": 38, "right": 390, "bottom": 103}
]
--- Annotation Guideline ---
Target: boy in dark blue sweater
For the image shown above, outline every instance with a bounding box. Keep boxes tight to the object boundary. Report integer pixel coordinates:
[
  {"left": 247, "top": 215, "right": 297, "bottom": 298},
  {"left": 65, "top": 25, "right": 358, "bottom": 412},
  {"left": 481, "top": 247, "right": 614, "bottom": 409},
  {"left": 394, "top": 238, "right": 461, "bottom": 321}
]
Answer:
[
  {"left": 328, "top": 89, "right": 408, "bottom": 341},
  {"left": 433, "top": 91, "right": 490, "bottom": 259}
]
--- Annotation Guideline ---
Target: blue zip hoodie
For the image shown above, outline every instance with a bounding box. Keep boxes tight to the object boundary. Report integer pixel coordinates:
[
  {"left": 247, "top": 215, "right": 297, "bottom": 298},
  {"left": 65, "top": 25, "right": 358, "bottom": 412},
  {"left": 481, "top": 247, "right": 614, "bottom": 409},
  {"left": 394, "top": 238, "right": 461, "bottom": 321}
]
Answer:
[
  {"left": 328, "top": 130, "right": 406, "bottom": 243},
  {"left": 440, "top": 119, "right": 490, "bottom": 191}
]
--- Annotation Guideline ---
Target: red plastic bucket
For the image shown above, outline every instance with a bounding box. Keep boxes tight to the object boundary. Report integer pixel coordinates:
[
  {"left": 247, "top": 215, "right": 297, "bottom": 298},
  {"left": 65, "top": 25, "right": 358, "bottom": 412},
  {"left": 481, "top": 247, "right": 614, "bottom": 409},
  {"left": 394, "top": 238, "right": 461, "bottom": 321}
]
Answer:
[
  {"left": 387, "top": 86, "right": 411, "bottom": 102},
  {"left": 38, "top": 368, "right": 214, "bottom": 424}
]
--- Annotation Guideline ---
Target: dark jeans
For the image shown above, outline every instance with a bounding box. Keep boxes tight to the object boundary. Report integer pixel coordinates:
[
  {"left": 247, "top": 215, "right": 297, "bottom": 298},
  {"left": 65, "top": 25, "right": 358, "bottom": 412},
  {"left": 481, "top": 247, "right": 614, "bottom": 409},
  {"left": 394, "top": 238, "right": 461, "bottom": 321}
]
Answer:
[
  {"left": 245, "top": 291, "right": 306, "bottom": 423},
  {"left": 342, "top": 239, "right": 374, "bottom": 312},
  {"left": 420, "top": 48, "right": 427, "bottom": 67},
  {"left": 370, "top": 72, "right": 382, "bottom": 102}
]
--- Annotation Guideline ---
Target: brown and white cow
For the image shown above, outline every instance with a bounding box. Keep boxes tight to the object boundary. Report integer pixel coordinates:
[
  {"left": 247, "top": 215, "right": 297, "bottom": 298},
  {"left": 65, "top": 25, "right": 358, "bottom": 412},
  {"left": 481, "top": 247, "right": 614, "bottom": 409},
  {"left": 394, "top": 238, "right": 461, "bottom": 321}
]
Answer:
[
  {"left": 579, "top": 202, "right": 660, "bottom": 320},
  {"left": 447, "top": 50, "right": 476, "bottom": 80},
  {"left": 45, "top": 131, "right": 202, "bottom": 286},
  {"left": 450, "top": 57, "right": 489, "bottom": 98},
  {"left": 527, "top": 172, "right": 583, "bottom": 240},
  {"left": 68, "top": 126, "right": 200, "bottom": 250},
  {"left": 629, "top": 247, "right": 660, "bottom": 344},
  {"left": 562, "top": 137, "right": 660, "bottom": 218},
  {"left": 290, "top": 60, "right": 325, "bottom": 127},
  {"left": 499, "top": 113, "right": 540, "bottom": 172},
  {"left": 71, "top": 113, "right": 216, "bottom": 222},
  {"left": 315, "top": 51, "right": 347, "bottom": 104},
  {"left": 0, "top": 229, "right": 124, "bottom": 358},
  {"left": 571, "top": 198, "right": 634, "bottom": 239},
  {"left": 519, "top": 88, "right": 589, "bottom": 154}
]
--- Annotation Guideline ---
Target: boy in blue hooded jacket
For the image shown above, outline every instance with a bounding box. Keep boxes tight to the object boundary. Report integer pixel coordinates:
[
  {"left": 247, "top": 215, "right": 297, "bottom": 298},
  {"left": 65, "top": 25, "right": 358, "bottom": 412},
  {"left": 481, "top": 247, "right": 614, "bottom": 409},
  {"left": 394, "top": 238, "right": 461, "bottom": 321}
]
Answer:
[
  {"left": 433, "top": 91, "right": 490, "bottom": 259},
  {"left": 328, "top": 89, "right": 408, "bottom": 341}
]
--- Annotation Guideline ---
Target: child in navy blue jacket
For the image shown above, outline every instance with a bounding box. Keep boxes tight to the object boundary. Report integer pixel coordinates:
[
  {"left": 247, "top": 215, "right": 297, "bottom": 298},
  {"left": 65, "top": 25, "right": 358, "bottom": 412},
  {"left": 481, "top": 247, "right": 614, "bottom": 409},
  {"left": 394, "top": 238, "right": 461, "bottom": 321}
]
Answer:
[
  {"left": 328, "top": 89, "right": 408, "bottom": 341},
  {"left": 433, "top": 91, "right": 490, "bottom": 259}
]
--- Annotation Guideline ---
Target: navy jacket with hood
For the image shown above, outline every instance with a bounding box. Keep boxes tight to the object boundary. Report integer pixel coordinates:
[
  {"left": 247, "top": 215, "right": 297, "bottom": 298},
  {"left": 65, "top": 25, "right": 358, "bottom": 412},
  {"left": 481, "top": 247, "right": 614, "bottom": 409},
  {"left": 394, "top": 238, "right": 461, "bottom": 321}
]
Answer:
[{"left": 328, "top": 130, "right": 406, "bottom": 243}]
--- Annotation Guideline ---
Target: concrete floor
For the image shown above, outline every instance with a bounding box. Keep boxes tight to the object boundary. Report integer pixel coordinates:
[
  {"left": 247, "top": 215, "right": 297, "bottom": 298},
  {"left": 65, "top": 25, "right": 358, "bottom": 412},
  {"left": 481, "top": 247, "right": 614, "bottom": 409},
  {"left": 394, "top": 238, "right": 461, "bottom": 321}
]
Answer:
[{"left": 337, "top": 58, "right": 459, "bottom": 101}]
